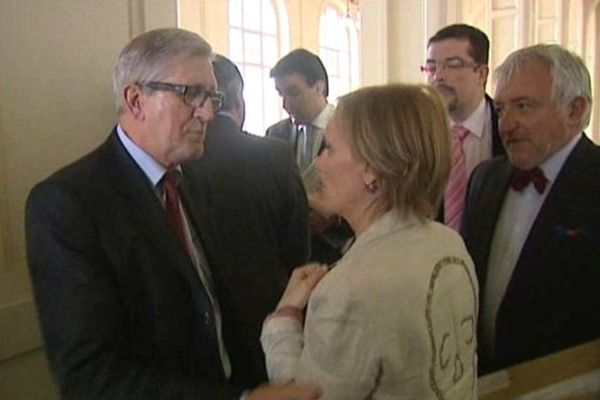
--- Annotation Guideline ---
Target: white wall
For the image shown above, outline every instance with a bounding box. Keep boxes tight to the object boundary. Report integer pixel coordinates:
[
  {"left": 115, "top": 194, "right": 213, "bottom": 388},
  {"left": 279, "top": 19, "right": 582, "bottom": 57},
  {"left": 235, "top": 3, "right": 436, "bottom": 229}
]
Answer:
[{"left": 0, "top": 1, "right": 178, "bottom": 398}]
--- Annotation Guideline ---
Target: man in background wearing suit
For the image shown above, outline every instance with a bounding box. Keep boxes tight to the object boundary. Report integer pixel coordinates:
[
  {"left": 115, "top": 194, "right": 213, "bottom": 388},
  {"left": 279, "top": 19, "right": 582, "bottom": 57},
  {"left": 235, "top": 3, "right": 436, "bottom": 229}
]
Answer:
[
  {"left": 462, "top": 44, "right": 600, "bottom": 374},
  {"left": 425, "top": 24, "right": 505, "bottom": 231},
  {"left": 185, "top": 54, "right": 310, "bottom": 388},
  {"left": 266, "top": 49, "right": 350, "bottom": 264},
  {"left": 265, "top": 48, "right": 334, "bottom": 173},
  {"left": 25, "top": 28, "right": 319, "bottom": 400}
]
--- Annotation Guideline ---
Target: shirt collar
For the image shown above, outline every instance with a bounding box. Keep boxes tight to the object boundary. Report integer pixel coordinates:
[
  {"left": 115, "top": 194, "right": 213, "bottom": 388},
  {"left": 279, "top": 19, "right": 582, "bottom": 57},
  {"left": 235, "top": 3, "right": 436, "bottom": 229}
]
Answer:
[
  {"left": 452, "top": 97, "right": 487, "bottom": 138},
  {"left": 344, "top": 210, "right": 420, "bottom": 260},
  {"left": 310, "top": 103, "right": 335, "bottom": 130},
  {"left": 539, "top": 132, "right": 582, "bottom": 183},
  {"left": 217, "top": 110, "right": 238, "bottom": 124},
  {"left": 116, "top": 124, "right": 168, "bottom": 187}
]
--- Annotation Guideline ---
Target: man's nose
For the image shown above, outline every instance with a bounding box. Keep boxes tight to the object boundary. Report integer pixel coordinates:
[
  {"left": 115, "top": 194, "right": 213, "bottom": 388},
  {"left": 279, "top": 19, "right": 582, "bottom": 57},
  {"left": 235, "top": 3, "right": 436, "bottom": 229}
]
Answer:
[
  {"left": 432, "top": 67, "right": 447, "bottom": 82},
  {"left": 498, "top": 108, "right": 517, "bottom": 135},
  {"left": 193, "top": 99, "right": 214, "bottom": 121},
  {"left": 282, "top": 96, "right": 291, "bottom": 113}
]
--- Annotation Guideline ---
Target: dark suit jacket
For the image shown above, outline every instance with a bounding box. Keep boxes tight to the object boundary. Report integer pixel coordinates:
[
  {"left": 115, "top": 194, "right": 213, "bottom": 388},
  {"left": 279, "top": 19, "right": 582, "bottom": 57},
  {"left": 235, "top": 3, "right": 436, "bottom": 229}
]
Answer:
[
  {"left": 185, "top": 114, "right": 310, "bottom": 387},
  {"left": 437, "top": 94, "right": 505, "bottom": 222},
  {"left": 462, "top": 134, "right": 600, "bottom": 374},
  {"left": 265, "top": 117, "right": 295, "bottom": 147},
  {"left": 26, "top": 129, "right": 242, "bottom": 399}
]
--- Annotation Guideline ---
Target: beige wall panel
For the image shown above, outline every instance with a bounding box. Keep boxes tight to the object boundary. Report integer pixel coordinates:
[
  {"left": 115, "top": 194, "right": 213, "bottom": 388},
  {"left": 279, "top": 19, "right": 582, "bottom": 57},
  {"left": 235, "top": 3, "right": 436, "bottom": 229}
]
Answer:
[
  {"left": 0, "top": 1, "right": 179, "bottom": 397},
  {"left": 534, "top": 0, "right": 560, "bottom": 42},
  {"left": 0, "top": 0, "right": 131, "bottom": 274},
  {"left": 387, "top": 0, "right": 425, "bottom": 84},
  {"left": 0, "top": 300, "right": 42, "bottom": 361},
  {"left": 589, "top": 2, "right": 599, "bottom": 141},
  {"left": 463, "top": 0, "right": 487, "bottom": 29},
  {"left": 492, "top": 0, "right": 517, "bottom": 10},
  {"left": 537, "top": 0, "right": 558, "bottom": 19},
  {"left": 360, "top": 0, "right": 388, "bottom": 86},
  {"left": 186, "top": 0, "right": 228, "bottom": 54},
  {"left": 0, "top": 349, "right": 59, "bottom": 400},
  {"left": 565, "top": 0, "right": 584, "bottom": 51},
  {"left": 491, "top": 15, "right": 518, "bottom": 69},
  {"left": 178, "top": 0, "right": 205, "bottom": 35},
  {"left": 536, "top": 21, "right": 558, "bottom": 42}
]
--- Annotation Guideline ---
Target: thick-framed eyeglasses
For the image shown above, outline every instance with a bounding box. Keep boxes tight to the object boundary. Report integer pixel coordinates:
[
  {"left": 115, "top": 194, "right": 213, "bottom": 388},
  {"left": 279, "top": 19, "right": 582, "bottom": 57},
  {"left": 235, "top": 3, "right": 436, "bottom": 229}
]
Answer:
[
  {"left": 420, "top": 58, "right": 481, "bottom": 75},
  {"left": 143, "top": 81, "right": 225, "bottom": 111}
]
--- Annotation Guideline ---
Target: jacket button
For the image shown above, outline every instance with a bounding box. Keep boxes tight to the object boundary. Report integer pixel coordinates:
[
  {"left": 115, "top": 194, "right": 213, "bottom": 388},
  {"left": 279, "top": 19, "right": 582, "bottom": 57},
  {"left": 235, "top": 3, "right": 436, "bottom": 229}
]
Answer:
[{"left": 202, "top": 311, "right": 211, "bottom": 325}]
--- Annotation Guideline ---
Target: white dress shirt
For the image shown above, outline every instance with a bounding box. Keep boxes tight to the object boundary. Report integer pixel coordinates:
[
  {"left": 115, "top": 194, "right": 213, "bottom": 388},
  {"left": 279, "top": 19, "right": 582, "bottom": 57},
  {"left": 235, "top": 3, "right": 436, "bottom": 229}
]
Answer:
[
  {"left": 453, "top": 97, "right": 493, "bottom": 179},
  {"left": 296, "top": 103, "right": 335, "bottom": 172}
]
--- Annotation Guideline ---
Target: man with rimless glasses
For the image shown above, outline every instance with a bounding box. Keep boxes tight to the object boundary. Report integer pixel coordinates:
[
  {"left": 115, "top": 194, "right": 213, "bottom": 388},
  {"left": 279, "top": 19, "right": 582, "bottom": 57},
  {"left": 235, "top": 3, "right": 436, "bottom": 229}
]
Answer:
[
  {"left": 424, "top": 24, "right": 505, "bottom": 232},
  {"left": 25, "top": 28, "right": 320, "bottom": 400}
]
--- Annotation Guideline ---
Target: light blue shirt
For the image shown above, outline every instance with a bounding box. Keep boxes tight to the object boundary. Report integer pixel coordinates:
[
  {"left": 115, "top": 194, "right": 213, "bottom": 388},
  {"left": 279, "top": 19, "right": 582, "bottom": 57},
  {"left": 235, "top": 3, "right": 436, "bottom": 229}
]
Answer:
[{"left": 116, "top": 124, "right": 166, "bottom": 188}]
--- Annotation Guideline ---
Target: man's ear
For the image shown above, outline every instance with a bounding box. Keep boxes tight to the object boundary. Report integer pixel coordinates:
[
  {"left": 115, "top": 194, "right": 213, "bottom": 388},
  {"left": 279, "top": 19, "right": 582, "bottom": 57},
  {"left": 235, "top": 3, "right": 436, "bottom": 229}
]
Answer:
[
  {"left": 123, "top": 84, "right": 145, "bottom": 119},
  {"left": 314, "top": 80, "right": 326, "bottom": 97},
  {"left": 566, "top": 96, "right": 587, "bottom": 129},
  {"left": 478, "top": 64, "right": 490, "bottom": 87}
]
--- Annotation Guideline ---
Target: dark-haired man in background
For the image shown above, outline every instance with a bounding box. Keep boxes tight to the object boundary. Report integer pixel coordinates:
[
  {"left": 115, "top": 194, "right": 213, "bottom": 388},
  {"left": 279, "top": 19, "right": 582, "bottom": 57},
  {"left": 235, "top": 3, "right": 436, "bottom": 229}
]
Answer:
[
  {"left": 185, "top": 54, "right": 310, "bottom": 388},
  {"left": 266, "top": 48, "right": 334, "bottom": 173},
  {"left": 425, "top": 24, "right": 505, "bottom": 232},
  {"left": 267, "top": 48, "right": 351, "bottom": 264}
]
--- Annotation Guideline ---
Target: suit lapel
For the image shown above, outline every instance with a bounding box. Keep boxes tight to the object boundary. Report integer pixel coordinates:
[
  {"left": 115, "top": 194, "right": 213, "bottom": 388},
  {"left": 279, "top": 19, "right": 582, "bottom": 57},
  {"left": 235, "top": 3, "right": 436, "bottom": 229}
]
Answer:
[
  {"left": 485, "top": 94, "right": 505, "bottom": 157},
  {"left": 475, "top": 160, "right": 512, "bottom": 286},
  {"left": 102, "top": 130, "right": 204, "bottom": 290},
  {"left": 504, "top": 136, "right": 595, "bottom": 298},
  {"left": 179, "top": 169, "right": 213, "bottom": 248}
]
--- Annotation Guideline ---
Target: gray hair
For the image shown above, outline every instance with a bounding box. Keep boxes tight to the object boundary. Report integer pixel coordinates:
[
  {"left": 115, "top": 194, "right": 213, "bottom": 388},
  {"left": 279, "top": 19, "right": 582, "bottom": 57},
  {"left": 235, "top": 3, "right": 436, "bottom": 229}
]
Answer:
[
  {"left": 212, "top": 54, "right": 243, "bottom": 112},
  {"left": 113, "top": 28, "right": 213, "bottom": 114},
  {"left": 494, "top": 44, "right": 593, "bottom": 131}
]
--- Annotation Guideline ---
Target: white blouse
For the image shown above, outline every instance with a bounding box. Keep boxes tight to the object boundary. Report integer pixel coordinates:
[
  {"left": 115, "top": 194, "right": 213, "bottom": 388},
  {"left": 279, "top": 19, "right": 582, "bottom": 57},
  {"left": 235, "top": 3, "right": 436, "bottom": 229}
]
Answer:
[{"left": 261, "top": 212, "right": 478, "bottom": 400}]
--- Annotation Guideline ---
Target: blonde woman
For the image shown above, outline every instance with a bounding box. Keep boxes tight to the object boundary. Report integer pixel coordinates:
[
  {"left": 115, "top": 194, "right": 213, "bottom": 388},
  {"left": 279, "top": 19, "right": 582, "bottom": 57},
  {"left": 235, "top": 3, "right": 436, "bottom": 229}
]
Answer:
[{"left": 261, "top": 84, "right": 478, "bottom": 399}]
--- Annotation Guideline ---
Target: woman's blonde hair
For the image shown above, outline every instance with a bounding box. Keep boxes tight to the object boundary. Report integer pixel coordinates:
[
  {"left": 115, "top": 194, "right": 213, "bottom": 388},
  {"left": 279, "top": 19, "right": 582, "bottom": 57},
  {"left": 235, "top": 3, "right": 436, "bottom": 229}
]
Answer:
[{"left": 335, "top": 84, "right": 451, "bottom": 220}]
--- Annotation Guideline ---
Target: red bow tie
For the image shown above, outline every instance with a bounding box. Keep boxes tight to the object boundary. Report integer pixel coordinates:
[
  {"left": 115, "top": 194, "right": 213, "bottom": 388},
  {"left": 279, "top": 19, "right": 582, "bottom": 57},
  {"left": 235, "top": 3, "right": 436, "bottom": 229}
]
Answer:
[{"left": 509, "top": 167, "right": 548, "bottom": 194}]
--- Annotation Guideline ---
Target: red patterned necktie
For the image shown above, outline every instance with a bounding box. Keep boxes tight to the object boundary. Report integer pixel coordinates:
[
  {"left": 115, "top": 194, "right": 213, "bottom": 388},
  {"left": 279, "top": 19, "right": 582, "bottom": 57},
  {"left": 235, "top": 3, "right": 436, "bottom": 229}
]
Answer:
[
  {"left": 444, "top": 125, "right": 470, "bottom": 232},
  {"left": 509, "top": 167, "right": 548, "bottom": 194},
  {"left": 162, "top": 171, "right": 190, "bottom": 255}
]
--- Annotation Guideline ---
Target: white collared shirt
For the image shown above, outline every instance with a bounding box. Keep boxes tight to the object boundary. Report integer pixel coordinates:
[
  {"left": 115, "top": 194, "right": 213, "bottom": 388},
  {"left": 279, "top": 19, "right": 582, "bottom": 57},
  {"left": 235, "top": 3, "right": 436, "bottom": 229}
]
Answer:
[
  {"left": 481, "top": 133, "right": 583, "bottom": 360},
  {"left": 300, "top": 103, "right": 335, "bottom": 166},
  {"left": 452, "top": 97, "right": 493, "bottom": 179}
]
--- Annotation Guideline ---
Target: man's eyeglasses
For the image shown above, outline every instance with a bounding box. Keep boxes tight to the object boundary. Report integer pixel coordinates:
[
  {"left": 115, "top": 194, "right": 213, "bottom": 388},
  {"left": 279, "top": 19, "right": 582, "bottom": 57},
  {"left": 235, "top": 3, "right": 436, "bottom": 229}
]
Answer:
[
  {"left": 143, "top": 81, "right": 225, "bottom": 111},
  {"left": 420, "top": 58, "right": 481, "bottom": 75}
]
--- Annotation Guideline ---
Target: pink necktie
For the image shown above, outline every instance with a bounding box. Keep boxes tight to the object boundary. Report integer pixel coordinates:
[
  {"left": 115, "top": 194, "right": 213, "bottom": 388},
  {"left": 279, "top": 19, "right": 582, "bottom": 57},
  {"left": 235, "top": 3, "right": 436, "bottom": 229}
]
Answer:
[
  {"left": 162, "top": 171, "right": 190, "bottom": 256},
  {"left": 444, "top": 125, "right": 469, "bottom": 232}
]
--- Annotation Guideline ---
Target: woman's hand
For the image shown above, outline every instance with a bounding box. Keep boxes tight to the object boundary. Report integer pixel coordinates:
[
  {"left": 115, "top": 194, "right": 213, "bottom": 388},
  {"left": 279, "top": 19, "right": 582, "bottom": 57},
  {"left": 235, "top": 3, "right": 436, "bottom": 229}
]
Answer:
[{"left": 277, "top": 263, "right": 329, "bottom": 310}]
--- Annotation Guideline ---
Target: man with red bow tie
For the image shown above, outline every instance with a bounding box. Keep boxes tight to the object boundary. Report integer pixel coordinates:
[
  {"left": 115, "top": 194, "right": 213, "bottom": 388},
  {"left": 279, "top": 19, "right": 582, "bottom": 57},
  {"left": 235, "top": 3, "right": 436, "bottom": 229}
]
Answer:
[{"left": 461, "top": 44, "right": 600, "bottom": 374}]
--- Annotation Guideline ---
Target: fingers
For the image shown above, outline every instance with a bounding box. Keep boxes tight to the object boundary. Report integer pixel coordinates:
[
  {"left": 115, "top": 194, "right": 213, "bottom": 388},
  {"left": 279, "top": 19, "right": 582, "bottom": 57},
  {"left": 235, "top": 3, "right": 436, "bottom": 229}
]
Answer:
[
  {"left": 303, "top": 265, "right": 328, "bottom": 290},
  {"left": 277, "top": 264, "right": 329, "bottom": 310},
  {"left": 285, "top": 383, "right": 321, "bottom": 400}
]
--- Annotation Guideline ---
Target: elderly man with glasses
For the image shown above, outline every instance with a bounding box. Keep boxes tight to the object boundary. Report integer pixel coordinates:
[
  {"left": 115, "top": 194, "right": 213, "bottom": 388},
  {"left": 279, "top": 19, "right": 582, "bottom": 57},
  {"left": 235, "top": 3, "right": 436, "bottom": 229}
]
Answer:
[
  {"left": 424, "top": 24, "right": 505, "bottom": 232},
  {"left": 25, "top": 28, "right": 320, "bottom": 400}
]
